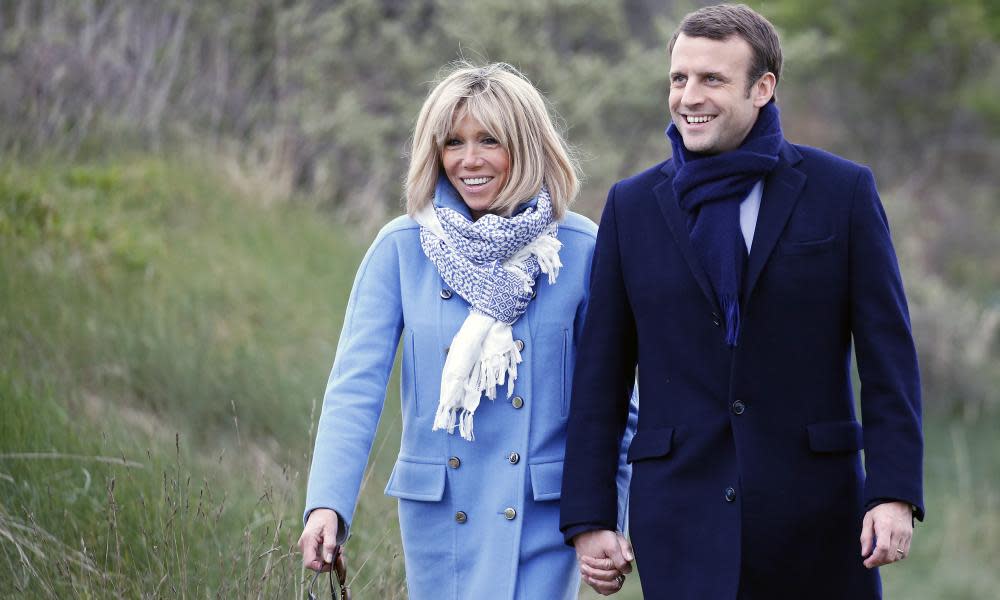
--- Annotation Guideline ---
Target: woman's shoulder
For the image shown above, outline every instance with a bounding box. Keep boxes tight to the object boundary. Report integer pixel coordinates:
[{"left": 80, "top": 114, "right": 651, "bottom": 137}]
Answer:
[
  {"left": 375, "top": 214, "right": 420, "bottom": 240},
  {"left": 363, "top": 214, "right": 420, "bottom": 252},
  {"left": 558, "top": 211, "right": 598, "bottom": 244}
]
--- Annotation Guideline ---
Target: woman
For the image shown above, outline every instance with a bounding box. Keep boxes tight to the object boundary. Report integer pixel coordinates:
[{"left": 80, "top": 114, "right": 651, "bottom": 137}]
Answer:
[{"left": 298, "top": 63, "right": 636, "bottom": 599}]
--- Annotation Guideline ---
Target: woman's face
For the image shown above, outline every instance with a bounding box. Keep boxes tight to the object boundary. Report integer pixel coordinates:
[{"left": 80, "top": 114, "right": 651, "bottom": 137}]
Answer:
[{"left": 442, "top": 114, "right": 510, "bottom": 220}]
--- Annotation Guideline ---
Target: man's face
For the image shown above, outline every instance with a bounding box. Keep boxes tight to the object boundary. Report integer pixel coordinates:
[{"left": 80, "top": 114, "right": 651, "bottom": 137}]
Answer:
[{"left": 669, "top": 33, "right": 773, "bottom": 154}]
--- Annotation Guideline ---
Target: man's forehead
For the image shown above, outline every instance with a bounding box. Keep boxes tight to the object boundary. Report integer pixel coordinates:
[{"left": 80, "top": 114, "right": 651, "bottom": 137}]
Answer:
[{"left": 669, "top": 33, "right": 752, "bottom": 73}]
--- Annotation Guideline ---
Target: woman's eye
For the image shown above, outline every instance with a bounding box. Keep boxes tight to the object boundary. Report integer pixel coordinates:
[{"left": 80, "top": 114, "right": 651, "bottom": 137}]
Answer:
[
  {"left": 482, "top": 137, "right": 499, "bottom": 145},
  {"left": 444, "top": 138, "right": 461, "bottom": 147}
]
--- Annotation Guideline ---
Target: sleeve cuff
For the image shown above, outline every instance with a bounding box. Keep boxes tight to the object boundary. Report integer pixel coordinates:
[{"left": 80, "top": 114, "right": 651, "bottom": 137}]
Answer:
[{"left": 562, "top": 523, "right": 613, "bottom": 547}]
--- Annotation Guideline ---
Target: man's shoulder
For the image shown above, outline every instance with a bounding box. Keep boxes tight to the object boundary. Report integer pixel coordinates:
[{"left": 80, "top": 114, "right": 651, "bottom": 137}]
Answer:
[
  {"left": 609, "top": 159, "right": 673, "bottom": 206},
  {"left": 790, "top": 143, "right": 872, "bottom": 180}
]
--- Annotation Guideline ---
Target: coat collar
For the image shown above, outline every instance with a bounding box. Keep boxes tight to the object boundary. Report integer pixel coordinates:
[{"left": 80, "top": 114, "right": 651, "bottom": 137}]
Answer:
[
  {"left": 653, "top": 141, "right": 806, "bottom": 317},
  {"left": 742, "top": 142, "right": 806, "bottom": 306}
]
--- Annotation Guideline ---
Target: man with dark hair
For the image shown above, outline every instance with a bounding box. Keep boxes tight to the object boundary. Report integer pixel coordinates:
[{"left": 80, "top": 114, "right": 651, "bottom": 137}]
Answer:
[{"left": 560, "top": 4, "right": 923, "bottom": 598}]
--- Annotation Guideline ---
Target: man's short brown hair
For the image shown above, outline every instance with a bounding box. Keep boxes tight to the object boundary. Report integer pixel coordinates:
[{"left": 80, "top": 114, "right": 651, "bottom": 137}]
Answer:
[{"left": 669, "top": 4, "right": 782, "bottom": 100}]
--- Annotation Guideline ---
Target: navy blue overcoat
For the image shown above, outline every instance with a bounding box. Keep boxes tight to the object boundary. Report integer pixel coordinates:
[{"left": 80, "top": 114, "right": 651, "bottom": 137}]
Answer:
[{"left": 560, "top": 141, "right": 923, "bottom": 599}]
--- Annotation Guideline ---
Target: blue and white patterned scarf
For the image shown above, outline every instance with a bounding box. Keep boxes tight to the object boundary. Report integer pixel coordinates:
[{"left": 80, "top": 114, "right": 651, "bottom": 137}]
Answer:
[{"left": 414, "top": 182, "right": 561, "bottom": 440}]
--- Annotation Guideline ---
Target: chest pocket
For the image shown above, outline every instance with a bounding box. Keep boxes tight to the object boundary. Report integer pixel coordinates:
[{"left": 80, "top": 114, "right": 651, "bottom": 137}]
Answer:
[{"left": 778, "top": 235, "right": 835, "bottom": 256}]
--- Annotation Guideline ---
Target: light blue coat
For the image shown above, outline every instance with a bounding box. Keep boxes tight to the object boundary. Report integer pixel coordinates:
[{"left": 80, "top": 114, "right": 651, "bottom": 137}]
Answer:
[{"left": 304, "top": 185, "right": 636, "bottom": 600}]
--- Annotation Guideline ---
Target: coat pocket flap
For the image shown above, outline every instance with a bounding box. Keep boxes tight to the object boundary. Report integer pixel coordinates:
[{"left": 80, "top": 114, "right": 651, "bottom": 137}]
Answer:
[
  {"left": 529, "top": 461, "right": 564, "bottom": 501},
  {"left": 384, "top": 458, "right": 446, "bottom": 501},
  {"left": 626, "top": 427, "right": 674, "bottom": 463},
  {"left": 806, "top": 420, "right": 864, "bottom": 453},
  {"left": 779, "top": 236, "right": 835, "bottom": 256}
]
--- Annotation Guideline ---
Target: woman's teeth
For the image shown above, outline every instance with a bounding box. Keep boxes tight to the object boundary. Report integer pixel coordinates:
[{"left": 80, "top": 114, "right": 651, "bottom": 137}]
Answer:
[{"left": 462, "top": 177, "right": 491, "bottom": 186}]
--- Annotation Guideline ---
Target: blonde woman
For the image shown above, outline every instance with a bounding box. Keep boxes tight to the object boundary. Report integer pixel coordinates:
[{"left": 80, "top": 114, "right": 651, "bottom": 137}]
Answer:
[{"left": 298, "top": 63, "right": 636, "bottom": 599}]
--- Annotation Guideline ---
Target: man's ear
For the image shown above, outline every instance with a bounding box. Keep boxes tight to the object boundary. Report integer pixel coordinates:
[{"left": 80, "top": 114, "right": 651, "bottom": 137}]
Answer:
[{"left": 752, "top": 72, "right": 777, "bottom": 107}]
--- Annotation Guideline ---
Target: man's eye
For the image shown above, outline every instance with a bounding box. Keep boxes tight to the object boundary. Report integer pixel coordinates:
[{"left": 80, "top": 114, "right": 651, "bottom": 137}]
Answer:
[{"left": 671, "top": 75, "right": 686, "bottom": 85}]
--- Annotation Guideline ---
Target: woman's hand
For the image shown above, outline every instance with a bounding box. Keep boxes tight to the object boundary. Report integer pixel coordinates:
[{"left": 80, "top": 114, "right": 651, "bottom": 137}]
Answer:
[
  {"left": 298, "top": 508, "right": 340, "bottom": 572},
  {"left": 574, "top": 529, "right": 634, "bottom": 595}
]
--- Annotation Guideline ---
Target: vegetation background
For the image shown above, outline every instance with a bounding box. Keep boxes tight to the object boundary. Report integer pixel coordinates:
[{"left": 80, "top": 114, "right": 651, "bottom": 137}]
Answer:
[{"left": 1, "top": 0, "right": 997, "bottom": 598}]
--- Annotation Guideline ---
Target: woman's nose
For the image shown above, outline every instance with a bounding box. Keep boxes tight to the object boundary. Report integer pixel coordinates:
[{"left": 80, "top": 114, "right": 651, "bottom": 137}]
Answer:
[{"left": 461, "top": 146, "right": 484, "bottom": 167}]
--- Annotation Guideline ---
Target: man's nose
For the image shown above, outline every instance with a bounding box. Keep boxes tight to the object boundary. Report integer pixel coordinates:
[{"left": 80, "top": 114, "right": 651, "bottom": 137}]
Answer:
[{"left": 681, "top": 82, "right": 704, "bottom": 106}]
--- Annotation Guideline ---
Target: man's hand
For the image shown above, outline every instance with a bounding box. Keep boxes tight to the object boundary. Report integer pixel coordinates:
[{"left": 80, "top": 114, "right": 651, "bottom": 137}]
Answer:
[
  {"left": 298, "top": 508, "right": 339, "bottom": 572},
  {"left": 860, "top": 501, "right": 913, "bottom": 568},
  {"left": 573, "top": 529, "right": 634, "bottom": 595}
]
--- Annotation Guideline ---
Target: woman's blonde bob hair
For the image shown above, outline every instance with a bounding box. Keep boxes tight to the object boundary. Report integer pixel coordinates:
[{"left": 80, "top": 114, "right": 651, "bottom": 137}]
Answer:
[{"left": 405, "top": 62, "right": 579, "bottom": 220}]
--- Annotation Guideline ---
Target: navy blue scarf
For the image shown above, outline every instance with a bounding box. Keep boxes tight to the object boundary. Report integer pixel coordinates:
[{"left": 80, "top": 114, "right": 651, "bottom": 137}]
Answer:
[{"left": 666, "top": 102, "right": 783, "bottom": 346}]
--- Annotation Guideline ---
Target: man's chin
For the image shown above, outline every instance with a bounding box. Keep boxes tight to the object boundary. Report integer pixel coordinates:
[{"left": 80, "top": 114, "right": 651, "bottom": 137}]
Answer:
[{"left": 681, "top": 138, "right": 718, "bottom": 155}]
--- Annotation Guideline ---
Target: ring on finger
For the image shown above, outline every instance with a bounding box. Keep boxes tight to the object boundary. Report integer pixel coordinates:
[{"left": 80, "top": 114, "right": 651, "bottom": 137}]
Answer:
[{"left": 615, "top": 574, "right": 625, "bottom": 588}]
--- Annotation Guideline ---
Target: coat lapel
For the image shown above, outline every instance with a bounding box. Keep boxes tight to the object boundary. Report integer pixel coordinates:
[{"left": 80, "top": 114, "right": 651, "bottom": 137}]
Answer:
[
  {"left": 654, "top": 162, "right": 721, "bottom": 314},
  {"left": 742, "top": 142, "right": 806, "bottom": 305}
]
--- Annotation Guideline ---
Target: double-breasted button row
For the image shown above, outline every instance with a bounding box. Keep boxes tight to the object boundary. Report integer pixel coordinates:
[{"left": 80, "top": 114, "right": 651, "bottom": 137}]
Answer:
[
  {"left": 455, "top": 511, "right": 468, "bottom": 523},
  {"left": 731, "top": 399, "right": 746, "bottom": 415},
  {"left": 503, "top": 507, "right": 517, "bottom": 520},
  {"left": 507, "top": 452, "right": 520, "bottom": 465},
  {"left": 724, "top": 486, "right": 737, "bottom": 502},
  {"left": 448, "top": 456, "right": 461, "bottom": 469},
  {"left": 511, "top": 396, "right": 524, "bottom": 409},
  {"left": 440, "top": 288, "right": 453, "bottom": 299}
]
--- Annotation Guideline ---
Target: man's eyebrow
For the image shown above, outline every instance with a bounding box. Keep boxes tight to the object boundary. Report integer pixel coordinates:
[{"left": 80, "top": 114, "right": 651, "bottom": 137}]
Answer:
[{"left": 699, "top": 70, "right": 729, "bottom": 81}]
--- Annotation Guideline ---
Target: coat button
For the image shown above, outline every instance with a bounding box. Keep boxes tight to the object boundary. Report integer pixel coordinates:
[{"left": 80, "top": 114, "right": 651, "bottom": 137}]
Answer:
[
  {"left": 507, "top": 452, "right": 520, "bottom": 465},
  {"left": 511, "top": 396, "right": 524, "bottom": 409},
  {"left": 731, "top": 400, "right": 746, "bottom": 415},
  {"left": 455, "top": 511, "right": 468, "bottom": 523},
  {"left": 712, "top": 312, "right": 722, "bottom": 327},
  {"left": 725, "top": 487, "right": 737, "bottom": 502},
  {"left": 440, "top": 288, "right": 453, "bottom": 299},
  {"left": 514, "top": 339, "right": 525, "bottom": 352},
  {"left": 503, "top": 507, "right": 516, "bottom": 520},
  {"left": 448, "top": 456, "right": 461, "bottom": 469},
  {"left": 530, "top": 289, "right": 537, "bottom": 299}
]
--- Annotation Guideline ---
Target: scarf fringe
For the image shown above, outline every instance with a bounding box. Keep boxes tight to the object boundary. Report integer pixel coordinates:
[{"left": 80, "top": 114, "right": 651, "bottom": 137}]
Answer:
[
  {"left": 431, "top": 315, "right": 524, "bottom": 441},
  {"left": 505, "top": 223, "right": 562, "bottom": 291}
]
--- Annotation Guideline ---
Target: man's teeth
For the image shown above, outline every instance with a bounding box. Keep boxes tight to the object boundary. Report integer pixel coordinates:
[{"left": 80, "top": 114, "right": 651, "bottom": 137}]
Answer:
[
  {"left": 686, "top": 115, "right": 715, "bottom": 124},
  {"left": 462, "top": 177, "right": 491, "bottom": 186}
]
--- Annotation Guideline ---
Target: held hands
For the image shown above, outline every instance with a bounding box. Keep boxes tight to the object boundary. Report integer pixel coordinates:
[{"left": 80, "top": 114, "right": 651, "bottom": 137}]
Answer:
[
  {"left": 299, "top": 508, "right": 340, "bottom": 572},
  {"left": 573, "top": 529, "right": 634, "bottom": 596},
  {"left": 861, "top": 501, "right": 913, "bottom": 568}
]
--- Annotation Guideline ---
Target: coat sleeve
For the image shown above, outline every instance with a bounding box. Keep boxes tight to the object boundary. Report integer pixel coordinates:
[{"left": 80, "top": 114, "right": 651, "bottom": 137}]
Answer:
[
  {"left": 848, "top": 168, "right": 924, "bottom": 520},
  {"left": 570, "top": 218, "right": 639, "bottom": 535},
  {"left": 303, "top": 226, "right": 406, "bottom": 541},
  {"left": 560, "top": 184, "right": 639, "bottom": 537}
]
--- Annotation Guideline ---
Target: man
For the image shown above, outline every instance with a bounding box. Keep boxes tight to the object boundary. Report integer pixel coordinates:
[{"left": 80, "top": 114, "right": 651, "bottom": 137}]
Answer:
[{"left": 560, "top": 4, "right": 924, "bottom": 598}]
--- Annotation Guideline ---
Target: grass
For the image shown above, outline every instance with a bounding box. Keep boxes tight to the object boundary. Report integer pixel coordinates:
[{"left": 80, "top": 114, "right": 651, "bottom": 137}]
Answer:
[
  {"left": 0, "top": 156, "right": 406, "bottom": 597},
  {"left": 1, "top": 155, "right": 997, "bottom": 598}
]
